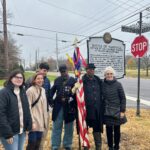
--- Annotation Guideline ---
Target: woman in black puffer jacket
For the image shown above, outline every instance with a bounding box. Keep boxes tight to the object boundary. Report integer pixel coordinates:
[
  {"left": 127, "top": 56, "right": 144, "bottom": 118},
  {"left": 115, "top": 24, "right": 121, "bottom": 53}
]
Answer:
[
  {"left": 0, "top": 70, "right": 32, "bottom": 150},
  {"left": 102, "top": 66, "right": 127, "bottom": 150}
]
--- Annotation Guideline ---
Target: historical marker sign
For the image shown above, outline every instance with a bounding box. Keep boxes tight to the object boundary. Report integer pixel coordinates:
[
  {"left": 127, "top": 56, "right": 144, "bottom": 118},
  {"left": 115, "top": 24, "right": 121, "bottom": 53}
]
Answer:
[{"left": 87, "top": 37, "right": 125, "bottom": 79}]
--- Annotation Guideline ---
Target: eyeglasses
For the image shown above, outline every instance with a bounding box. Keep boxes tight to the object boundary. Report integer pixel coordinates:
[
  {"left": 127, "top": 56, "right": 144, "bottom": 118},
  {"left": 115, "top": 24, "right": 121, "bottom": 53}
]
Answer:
[
  {"left": 14, "top": 76, "right": 23, "bottom": 80},
  {"left": 106, "top": 73, "right": 113, "bottom": 75}
]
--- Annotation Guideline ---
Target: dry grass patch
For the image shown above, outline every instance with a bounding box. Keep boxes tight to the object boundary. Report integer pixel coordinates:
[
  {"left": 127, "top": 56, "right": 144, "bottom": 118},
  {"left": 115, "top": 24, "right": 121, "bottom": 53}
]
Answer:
[{"left": 0, "top": 108, "right": 150, "bottom": 150}]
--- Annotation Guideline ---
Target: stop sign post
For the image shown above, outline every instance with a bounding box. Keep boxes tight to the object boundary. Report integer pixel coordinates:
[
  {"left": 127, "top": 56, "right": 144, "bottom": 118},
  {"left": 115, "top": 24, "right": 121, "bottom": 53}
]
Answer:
[{"left": 131, "top": 35, "right": 149, "bottom": 58}]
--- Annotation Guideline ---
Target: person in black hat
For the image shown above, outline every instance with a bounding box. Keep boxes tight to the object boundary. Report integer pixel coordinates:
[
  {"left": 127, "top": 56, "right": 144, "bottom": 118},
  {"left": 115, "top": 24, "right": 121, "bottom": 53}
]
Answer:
[
  {"left": 50, "top": 64, "right": 77, "bottom": 150},
  {"left": 82, "top": 63, "right": 103, "bottom": 150}
]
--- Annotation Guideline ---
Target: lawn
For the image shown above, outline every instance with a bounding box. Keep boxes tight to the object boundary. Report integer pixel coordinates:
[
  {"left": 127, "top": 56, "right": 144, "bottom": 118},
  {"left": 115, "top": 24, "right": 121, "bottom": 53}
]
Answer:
[
  {"left": 0, "top": 71, "right": 57, "bottom": 87},
  {"left": 126, "top": 69, "right": 150, "bottom": 79},
  {"left": 42, "top": 109, "right": 150, "bottom": 150},
  {"left": 1, "top": 108, "right": 149, "bottom": 150}
]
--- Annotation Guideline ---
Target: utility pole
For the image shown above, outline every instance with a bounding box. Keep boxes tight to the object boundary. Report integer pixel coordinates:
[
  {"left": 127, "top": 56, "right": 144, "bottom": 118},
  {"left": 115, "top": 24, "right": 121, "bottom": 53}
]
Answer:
[
  {"left": 35, "top": 49, "right": 38, "bottom": 71},
  {"left": 56, "top": 33, "right": 59, "bottom": 71},
  {"left": 121, "top": 12, "right": 150, "bottom": 116},
  {"left": 2, "top": 0, "right": 9, "bottom": 74}
]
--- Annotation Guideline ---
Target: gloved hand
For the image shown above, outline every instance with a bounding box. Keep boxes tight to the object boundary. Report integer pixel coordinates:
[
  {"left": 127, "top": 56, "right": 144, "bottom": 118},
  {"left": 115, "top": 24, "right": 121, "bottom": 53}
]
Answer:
[
  {"left": 49, "top": 99, "right": 54, "bottom": 108},
  {"left": 72, "top": 82, "right": 81, "bottom": 94}
]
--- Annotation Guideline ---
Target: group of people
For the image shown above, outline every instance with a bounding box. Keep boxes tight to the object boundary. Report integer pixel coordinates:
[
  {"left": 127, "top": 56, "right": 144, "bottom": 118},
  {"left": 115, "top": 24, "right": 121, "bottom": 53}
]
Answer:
[{"left": 0, "top": 62, "right": 127, "bottom": 150}]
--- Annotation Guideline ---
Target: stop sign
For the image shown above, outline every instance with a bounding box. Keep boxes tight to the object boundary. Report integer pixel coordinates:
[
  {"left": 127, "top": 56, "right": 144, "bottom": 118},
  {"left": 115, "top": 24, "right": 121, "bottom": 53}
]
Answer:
[{"left": 131, "top": 35, "right": 149, "bottom": 58}]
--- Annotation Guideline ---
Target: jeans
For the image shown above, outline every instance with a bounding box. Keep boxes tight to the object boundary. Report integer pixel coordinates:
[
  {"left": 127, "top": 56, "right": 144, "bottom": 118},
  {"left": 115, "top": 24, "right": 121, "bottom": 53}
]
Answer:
[
  {"left": 26, "top": 131, "right": 43, "bottom": 150},
  {"left": 1, "top": 132, "right": 26, "bottom": 150},
  {"left": 51, "top": 107, "right": 74, "bottom": 149}
]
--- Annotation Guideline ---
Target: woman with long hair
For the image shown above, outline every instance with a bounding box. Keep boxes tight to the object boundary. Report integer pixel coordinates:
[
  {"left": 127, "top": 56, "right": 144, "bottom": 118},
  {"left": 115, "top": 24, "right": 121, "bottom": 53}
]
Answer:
[
  {"left": 0, "top": 69, "right": 32, "bottom": 150},
  {"left": 26, "top": 73, "right": 48, "bottom": 150}
]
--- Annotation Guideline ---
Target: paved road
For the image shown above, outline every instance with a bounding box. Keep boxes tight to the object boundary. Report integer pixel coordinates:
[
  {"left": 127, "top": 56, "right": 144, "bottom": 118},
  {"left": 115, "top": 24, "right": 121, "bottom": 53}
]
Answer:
[{"left": 119, "top": 77, "right": 150, "bottom": 109}]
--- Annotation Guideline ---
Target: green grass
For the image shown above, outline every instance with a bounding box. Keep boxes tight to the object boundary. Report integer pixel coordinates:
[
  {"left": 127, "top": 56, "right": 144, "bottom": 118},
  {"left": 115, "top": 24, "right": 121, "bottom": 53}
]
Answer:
[
  {"left": 24, "top": 72, "right": 57, "bottom": 81},
  {"left": 0, "top": 69, "right": 150, "bottom": 86},
  {"left": 0, "top": 72, "right": 57, "bottom": 87},
  {"left": 0, "top": 80, "right": 5, "bottom": 87},
  {"left": 126, "top": 69, "right": 150, "bottom": 79}
]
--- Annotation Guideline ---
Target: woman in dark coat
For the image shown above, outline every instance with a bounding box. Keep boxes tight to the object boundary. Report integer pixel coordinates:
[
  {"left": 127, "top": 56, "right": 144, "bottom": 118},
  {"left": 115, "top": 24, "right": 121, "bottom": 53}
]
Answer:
[
  {"left": 0, "top": 70, "right": 32, "bottom": 150},
  {"left": 103, "top": 66, "right": 127, "bottom": 150}
]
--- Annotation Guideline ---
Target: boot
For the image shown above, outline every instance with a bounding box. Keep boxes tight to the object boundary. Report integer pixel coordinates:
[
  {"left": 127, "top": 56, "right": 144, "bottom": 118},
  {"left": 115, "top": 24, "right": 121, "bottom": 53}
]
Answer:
[
  {"left": 84, "top": 147, "right": 89, "bottom": 150},
  {"left": 109, "top": 147, "right": 114, "bottom": 150},
  {"left": 26, "top": 141, "right": 36, "bottom": 150},
  {"left": 93, "top": 132, "right": 102, "bottom": 150},
  {"left": 65, "top": 147, "right": 71, "bottom": 150},
  {"left": 35, "top": 139, "right": 42, "bottom": 150},
  {"left": 114, "top": 145, "right": 119, "bottom": 150}
]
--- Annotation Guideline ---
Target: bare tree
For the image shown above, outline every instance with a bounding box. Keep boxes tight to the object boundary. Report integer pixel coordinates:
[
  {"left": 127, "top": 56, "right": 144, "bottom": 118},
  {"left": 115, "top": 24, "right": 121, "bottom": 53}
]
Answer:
[
  {"left": 141, "top": 52, "right": 150, "bottom": 76},
  {"left": 0, "top": 35, "right": 20, "bottom": 78}
]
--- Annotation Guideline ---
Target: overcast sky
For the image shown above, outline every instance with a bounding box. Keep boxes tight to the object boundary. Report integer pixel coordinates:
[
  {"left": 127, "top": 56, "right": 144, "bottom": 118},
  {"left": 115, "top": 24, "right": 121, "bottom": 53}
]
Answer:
[{"left": 1, "top": 0, "right": 150, "bottom": 67}]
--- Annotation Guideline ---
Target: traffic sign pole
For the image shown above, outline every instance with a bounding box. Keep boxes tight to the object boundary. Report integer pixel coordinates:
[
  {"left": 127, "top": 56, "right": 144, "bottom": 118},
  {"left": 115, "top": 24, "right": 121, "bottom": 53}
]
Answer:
[
  {"left": 121, "top": 12, "right": 150, "bottom": 117},
  {"left": 136, "top": 12, "right": 142, "bottom": 117}
]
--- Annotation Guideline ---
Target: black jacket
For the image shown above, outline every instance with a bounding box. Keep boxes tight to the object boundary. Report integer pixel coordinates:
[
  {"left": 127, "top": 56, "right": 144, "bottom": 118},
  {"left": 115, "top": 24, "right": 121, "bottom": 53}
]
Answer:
[
  {"left": 0, "top": 83, "right": 32, "bottom": 139},
  {"left": 102, "top": 78, "right": 127, "bottom": 125},
  {"left": 50, "top": 76, "right": 76, "bottom": 123},
  {"left": 82, "top": 74, "right": 103, "bottom": 131}
]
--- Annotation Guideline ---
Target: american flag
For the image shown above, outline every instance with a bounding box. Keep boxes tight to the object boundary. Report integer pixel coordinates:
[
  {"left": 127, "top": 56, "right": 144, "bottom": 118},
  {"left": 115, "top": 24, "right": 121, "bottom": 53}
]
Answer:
[
  {"left": 76, "top": 76, "right": 90, "bottom": 148},
  {"left": 73, "top": 46, "right": 90, "bottom": 148}
]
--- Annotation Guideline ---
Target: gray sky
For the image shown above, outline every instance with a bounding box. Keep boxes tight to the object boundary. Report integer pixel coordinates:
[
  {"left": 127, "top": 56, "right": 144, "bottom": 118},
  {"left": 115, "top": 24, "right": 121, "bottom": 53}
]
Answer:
[{"left": 2, "top": 0, "right": 150, "bottom": 67}]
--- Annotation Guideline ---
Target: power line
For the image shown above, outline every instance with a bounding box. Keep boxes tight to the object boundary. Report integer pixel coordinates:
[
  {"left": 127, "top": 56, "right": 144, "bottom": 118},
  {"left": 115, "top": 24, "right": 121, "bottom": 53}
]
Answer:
[
  {"left": 57, "top": 9, "right": 150, "bottom": 54},
  {"left": 79, "top": 5, "right": 150, "bottom": 42},
  {"left": 106, "top": 0, "right": 139, "bottom": 11},
  {"left": 6, "top": 31, "right": 71, "bottom": 42},
  {"left": 37, "top": 0, "right": 105, "bottom": 23},
  {"left": 75, "top": 0, "right": 146, "bottom": 34},
  {"left": 72, "top": 0, "right": 132, "bottom": 33},
  {"left": 6, "top": 23, "right": 88, "bottom": 37}
]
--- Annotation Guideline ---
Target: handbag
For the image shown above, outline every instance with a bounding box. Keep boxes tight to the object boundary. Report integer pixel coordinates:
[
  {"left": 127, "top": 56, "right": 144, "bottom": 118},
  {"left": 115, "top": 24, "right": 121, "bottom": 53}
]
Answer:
[
  {"left": 104, "top": 105, "right": 120, "bottom": 119},
  {"left": 31, "top": 88, "right": 42, "bottom": 108}
]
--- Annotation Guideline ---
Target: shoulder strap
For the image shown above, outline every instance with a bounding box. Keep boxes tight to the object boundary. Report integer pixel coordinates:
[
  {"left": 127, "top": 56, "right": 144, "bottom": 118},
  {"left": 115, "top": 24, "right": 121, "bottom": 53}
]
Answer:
[{"left": 31, "top": 88, "right": 42, "bottom": 108}]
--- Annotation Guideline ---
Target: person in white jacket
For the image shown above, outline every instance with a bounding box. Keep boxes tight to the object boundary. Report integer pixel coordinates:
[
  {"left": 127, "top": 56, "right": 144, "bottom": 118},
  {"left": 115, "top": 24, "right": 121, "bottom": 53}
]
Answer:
[{"left": 26, "top": 73, "right": 48, "bottom": 150}]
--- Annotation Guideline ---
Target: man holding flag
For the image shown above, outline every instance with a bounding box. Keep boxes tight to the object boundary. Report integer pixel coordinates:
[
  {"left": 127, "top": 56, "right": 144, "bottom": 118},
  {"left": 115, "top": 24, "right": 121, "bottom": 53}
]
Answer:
[
  {"left": 82, "top": 63, "right": 103, "bottom": 150},
  {"left": 70, "top": 40, "right": 103, "bottom": 149}
]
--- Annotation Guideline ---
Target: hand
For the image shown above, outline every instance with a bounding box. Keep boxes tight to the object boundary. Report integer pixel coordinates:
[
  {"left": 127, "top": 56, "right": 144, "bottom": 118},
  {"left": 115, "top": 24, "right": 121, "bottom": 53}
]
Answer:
[
  {"left": 32, "top": 122, "right": 36, "bottom": 130},
  {"left": 74, "top": 82, "right": 81, "bottom": 89},
  {"left": 26, "top": 131, "right": 29, "bottom": 135},
  {"left": 120, "top": 112, "right": 125, "bottom": 118},
  {"left": 72, "top": 82, "right": 81, "bottom": 94},
  {"left": 6, "top": 137, "right": 13, "bottom": 144},
  {"left": 49, "top": 100, "right": 54, "bottom": 108}
]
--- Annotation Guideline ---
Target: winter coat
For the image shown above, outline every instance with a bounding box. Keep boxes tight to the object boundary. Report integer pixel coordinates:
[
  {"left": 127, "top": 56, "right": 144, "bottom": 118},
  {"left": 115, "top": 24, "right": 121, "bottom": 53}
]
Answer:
[
  {"left": 102, "top": 78, "right": 127, "bottom": 125},
  {"left": 25, "top": 76, "right": 51, "bottom": 111},
  {"left": 82, "top": 74, "right": 103, "bottom": 131},
  {"left": 50, "top": 76, "right": 76, "bottom": 123},
  {"left": 0, "top": 83, "right": 32, "bottom": 139},
  {"left": 26, "top": 86, "right": 48, "bottom": 132}
]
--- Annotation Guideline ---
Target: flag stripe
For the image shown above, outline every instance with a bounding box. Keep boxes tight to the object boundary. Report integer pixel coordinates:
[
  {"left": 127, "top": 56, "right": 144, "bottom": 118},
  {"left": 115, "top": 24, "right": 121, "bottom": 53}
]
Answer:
[
  {"left": 73, "top": 46, "right": 90, "bottom": 148},
  {"left": 76, "top": 76, "right": 90, "bottom": 148}
]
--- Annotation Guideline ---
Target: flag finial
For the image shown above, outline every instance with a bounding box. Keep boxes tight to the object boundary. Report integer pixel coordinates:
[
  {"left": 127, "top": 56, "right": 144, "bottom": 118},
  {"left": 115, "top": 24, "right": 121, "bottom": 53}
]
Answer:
[{"left": 73, "top": 38, "right": 79, "bottom": 47}]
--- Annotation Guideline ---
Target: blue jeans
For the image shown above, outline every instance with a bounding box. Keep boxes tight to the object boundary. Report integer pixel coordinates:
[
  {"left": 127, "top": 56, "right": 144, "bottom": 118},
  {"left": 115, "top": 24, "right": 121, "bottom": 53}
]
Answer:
[
  {"left": 28, "top": 131, "right": 43, "bottom": 142},
  {"left": 1, "top": 132, "right": 26, "bottom": 150},
  {"left": 51, "top": 108, "right": 74, "bottom": 149}
]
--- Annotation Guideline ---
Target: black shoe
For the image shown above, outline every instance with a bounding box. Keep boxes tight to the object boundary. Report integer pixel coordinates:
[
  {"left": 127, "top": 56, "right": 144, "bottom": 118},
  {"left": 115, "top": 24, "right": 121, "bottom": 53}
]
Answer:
[
  {"left": 114, "top": 145, "right": 119, "bottom": 150},
  {"left": 65, "top": 147, "right": 71, "bottom": 150},
  {"left": 109, "top": 147, "right": 114, "bottom": 150}
]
